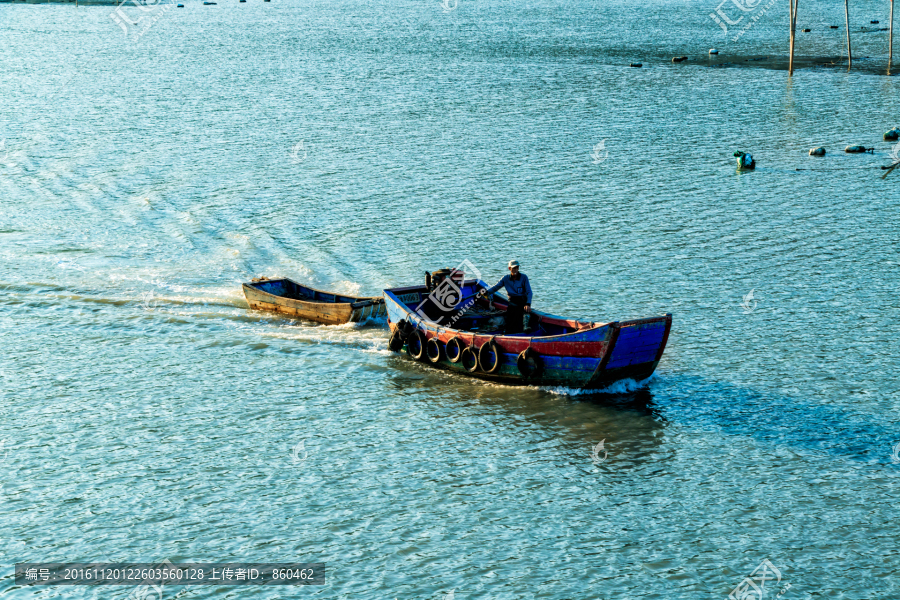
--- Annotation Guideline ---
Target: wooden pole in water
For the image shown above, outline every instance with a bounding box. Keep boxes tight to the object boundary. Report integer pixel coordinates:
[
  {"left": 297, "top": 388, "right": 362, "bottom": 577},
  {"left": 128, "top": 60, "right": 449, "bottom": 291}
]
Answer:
[
  {"left": 789, "top": 0, "right": 799, "bottom": 74},
  {"left": 844, "top": 0, "right": 852, "bottom": 69},
  {"left": 890, "top": 0, "right": 895, "bottom": 73},
  {"left": 789, "top": 0, "right": 794, "bottom": 74}
]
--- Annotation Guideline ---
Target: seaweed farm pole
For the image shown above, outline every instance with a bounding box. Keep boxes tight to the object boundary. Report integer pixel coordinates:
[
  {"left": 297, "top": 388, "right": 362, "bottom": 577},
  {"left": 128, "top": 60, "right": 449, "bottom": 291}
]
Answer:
[
  {"left": 788, "top": 0, "right": 794, "bottom": 75},
  {"left": 890, "top": 0, "right": 895, "bottom": 73},
  {"left": 845, "top": 0, "right": 852, "bottom": 69},
  {"left": 789, "top": 0, "right": 798, "bottom": 74},
  {"left": 789, "top": 0, "right": 794, "bottom": 74}
]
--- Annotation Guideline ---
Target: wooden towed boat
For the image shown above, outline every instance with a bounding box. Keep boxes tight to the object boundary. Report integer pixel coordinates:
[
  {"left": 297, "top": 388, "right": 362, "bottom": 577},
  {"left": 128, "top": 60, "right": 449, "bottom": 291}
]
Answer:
[
  {"left": 243, "top": 277, "right": 385, "bottom": 325},
  {"left": 383, "top": 277, "right": 671, "bottom": 390}
]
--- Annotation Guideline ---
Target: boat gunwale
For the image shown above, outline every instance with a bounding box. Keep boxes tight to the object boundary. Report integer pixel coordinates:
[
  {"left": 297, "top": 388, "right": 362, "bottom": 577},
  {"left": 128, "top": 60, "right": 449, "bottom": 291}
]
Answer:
[{"left": 384, "top": 280, "right": 647, "bottom": 344}]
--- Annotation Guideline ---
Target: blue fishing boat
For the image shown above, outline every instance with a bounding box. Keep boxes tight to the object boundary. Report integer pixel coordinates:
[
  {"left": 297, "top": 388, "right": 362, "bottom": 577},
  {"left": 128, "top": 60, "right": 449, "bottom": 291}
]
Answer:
[{"left": 383, "top": 270, "right": 671, "bottom": 390}]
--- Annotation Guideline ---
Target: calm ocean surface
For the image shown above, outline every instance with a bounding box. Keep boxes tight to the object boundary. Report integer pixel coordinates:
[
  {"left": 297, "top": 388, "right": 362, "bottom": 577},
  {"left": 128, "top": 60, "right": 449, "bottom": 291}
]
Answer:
[{"left": 1, "top": 0, "right": 899, "bottom": 598}]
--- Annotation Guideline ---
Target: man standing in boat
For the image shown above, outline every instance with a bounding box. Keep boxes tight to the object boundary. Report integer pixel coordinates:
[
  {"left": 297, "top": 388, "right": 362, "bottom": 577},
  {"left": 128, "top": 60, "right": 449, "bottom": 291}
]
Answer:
[{"left": 483, "top": 260, "right": 533, "bottom": 334}]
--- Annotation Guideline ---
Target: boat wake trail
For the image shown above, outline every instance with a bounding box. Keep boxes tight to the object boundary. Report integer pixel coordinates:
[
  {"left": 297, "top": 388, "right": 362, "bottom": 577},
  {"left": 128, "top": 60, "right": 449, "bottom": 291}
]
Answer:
[{"left": 543, "top": 374, "right": 657, "bottom": 396}]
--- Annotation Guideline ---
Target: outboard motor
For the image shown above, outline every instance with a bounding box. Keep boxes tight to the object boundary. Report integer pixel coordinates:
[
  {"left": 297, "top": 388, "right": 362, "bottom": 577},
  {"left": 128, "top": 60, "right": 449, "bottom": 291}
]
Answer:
[{"left": 416, "top": 267, "right": 465, "bottom": 323}]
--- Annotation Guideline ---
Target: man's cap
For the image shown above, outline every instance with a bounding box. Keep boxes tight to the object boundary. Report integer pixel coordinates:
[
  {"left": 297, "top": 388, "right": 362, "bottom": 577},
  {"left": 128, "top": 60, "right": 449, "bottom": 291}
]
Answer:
[{"left": 508, "top": 260, "right": 520, "bottom": 269}]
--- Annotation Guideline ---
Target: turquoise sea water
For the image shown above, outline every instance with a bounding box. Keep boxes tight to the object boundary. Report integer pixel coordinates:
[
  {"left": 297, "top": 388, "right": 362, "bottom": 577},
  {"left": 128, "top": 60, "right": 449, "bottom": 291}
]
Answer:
[{"left": 1, "top": 0, "right": 899, "bottom": 598}]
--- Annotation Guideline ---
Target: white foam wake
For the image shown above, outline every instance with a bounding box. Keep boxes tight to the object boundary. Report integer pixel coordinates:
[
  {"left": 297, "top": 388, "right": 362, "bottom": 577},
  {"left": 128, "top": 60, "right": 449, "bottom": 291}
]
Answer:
[{"left": 542, "top": 373, "right": 657, "bottom": 396}]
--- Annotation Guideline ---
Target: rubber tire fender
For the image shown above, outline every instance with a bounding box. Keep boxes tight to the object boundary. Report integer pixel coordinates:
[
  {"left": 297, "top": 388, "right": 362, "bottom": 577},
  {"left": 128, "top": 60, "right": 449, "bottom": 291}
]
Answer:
[
  {"left": 446, "top": 337, "right": 464, "bottom": 363},
  {"left": 517, "top": 347, "right": 543, "bottom": 378},
  {"left": 397, "top": 319, "right": 414, "bottom": 340},
  {"left": 461, "top": 347, "right": 479, "bottom": 372},
  {"left": 478, "top": 341, "right": 502, "bottom": 373},
  {"left": 426, "top": 337, "right": 443, "bottom": 363},
  {"left": 388, "top": 329, "right": 404, "bottom": 352},
  {"left": 406, "top": 330, "right": 427, "bottom": 361}
]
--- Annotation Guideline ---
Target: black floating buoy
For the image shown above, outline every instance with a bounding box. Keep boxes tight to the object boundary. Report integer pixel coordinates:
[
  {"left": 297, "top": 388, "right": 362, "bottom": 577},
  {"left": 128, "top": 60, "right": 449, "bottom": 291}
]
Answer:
[
  {"left": 830, "top": 25, "right": 839, "bottom": 28},
  {"left": 845, "top": 145, "right": 873, "bottom": 153},
  {"left": 672, "top": 56, "right": 688, "bottom": 63},
  {"left": 630, "top": 62, "right": 642, "bottom": 67},
  {"left": 802, "top": 28, "right": 811, "bottom": 32},
  {"left": 871, "top": 20, "right": 880, "bottom": 24},
  {"left": 884, "top": 128, "right": 900, "bottom": 141},
  {"left": 809, "top": 147, "right": 826, "bottom": 156}
]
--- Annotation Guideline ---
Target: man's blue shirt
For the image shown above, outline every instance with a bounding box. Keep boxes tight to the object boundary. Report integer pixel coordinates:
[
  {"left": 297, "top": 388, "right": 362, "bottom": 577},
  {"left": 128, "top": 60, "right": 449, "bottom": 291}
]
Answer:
[{"left": 485, "top": 273, "right": 533, "bottom": 304}]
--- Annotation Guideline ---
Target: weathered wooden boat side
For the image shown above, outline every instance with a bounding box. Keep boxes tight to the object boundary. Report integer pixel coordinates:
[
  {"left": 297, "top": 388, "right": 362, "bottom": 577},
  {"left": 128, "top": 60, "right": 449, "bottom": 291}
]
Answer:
[
  {"left": 243, "top": 278, "right": 385, "bottom": 325},
  {"left": 383, "top": 280, "right": 671, "bottom": 390}
]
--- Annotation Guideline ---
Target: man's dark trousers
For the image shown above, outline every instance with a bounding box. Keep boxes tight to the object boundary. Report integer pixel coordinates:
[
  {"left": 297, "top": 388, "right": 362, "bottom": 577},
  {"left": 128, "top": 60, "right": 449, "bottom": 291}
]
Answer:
[{"left": 505, "top": 294, "right": 527, "bottom": 334}]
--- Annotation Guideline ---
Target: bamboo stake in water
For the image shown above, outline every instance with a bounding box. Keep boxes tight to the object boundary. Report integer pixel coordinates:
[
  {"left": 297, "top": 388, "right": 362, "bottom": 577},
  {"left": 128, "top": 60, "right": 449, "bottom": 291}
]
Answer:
[
  {"left": 789, "top": 0, "right": 798, "bottom": 74},
  {"left": 789, "top": 0, "right": 794, "bottom": 74},
  {"left": 845, "top": 0, "right": 852, "bottom": 69},
  {"left": 890, "top": 0, "right": 895, "bottom": 74}
]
